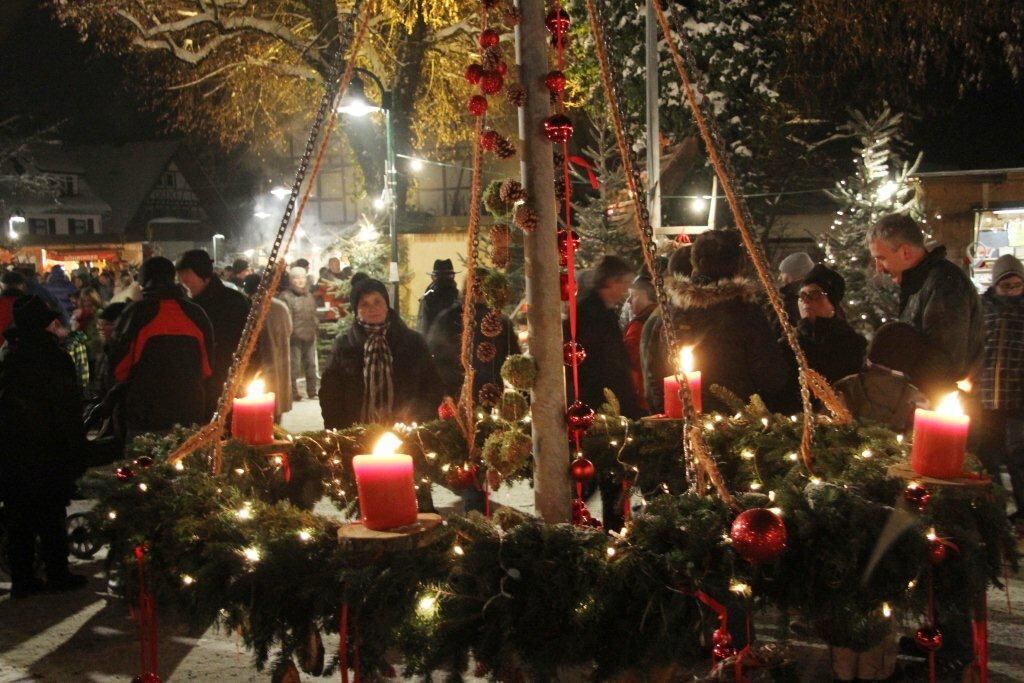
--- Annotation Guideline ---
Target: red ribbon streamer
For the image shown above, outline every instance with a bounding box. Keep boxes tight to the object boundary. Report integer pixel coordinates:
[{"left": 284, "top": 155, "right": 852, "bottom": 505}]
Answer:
[
  {"left": 973, "top": 596, "right": 989, "bottom": 683},
  {"left": 567, "top": 155, "right": 600, "bottom": 190},
  {"left": 133, "top": 545, "right": 160, "bottom": 681},
  {"left": 339, "top": 601, "right": 362, "bottom": 683}
]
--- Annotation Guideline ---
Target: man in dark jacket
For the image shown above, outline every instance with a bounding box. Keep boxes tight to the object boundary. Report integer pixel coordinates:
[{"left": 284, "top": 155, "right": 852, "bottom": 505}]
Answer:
[
  {"left": 280, "top": 266, "right": 320, "bottom": 400},
  {"left": 109, "top": 257, "right": 214, "bottom": 437},
  {"left": 427, "top": 268, "right": 521, "bottom": 402},
  {"left": 973, "top": 254, "right": 1024, "bottom": 520},
  {"left": 868, "top": 214, "right": 983, "bottom": 397},
  {"left": 794, "top": 264, "right": 866, "bottom": 384},
  {"left": 417, "top": 259, "right": 460, "bottom": 335},
  {"left": 176, "top": 249, "right": 251, "bottom": 416},
  {"left": 0, "top": 296, "right": 88, "bottom": 597},
  {"left": 664, "top": 230, "right": 793, "bottom": 414}
]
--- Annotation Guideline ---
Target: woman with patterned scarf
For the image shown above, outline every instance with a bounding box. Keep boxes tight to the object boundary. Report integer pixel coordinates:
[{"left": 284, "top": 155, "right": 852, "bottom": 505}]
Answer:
[{"left": 319, "top": 278, "right": 443, "bottom": 430}]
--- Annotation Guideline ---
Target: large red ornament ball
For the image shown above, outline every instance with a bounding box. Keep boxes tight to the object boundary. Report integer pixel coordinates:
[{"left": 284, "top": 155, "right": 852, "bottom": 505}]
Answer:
[
  {"left": 545, "top": 8, "right": 571, "bottom": 36},
  {"left": 465, "top": 63, "right": 484, "bottom": 84},
  {"left": 480, "top": 129, "right": 500, "bottom": 152},
  {"left": 446, "top": 464, "right": 478, "bottom": 490},
  {"left": 544, "top": 70, "right": 567, "bottom": 94},
  {"left": 557, "top": 229, "right": 581, "bottom": 260},
  {"left": 730, "top": 508, "right": 787, "bottom": 564},
  {"left": 563, "top": 341, "right": 587, "bottom": 367},
  {"left": 928, "top": 538, "right": 950, "bottom": 565},
  {"left": 712, "top": 642, "right": 737, "bottom": 662},
  {"left": 438, "top": 400, "right": 457, "bottom": 421},
  {"left": 915, "top": 626, "right": 943, "bottom": 652},
  {"left": 566, "top": 400, "right": 595, "bottom": 437},
  {"left": 115, "top": 466, "right": 136, "bottom": 482},
  {"left": 495, "top": 61, "right": 508, "bottom": 76},
  {"left": 542, "top": 114, "right": 574, "bottom": 143},
  {"left": 479, "top": 70, "right": 504, "bottom": 95},
  {"left": 468, "top": 95, "right": 489, "bottom": 117},
  {"left": 903, "top": 483, "right": 931, "bottom": 512},
  {"left": 479, "top": 28, "right": 500, "bottom": 49},
  {"left": 569, "top": 456, "right": 595, "bottom": 482},
  {"left": 712, "top": 627, "right": 732, "bottom": 648}
]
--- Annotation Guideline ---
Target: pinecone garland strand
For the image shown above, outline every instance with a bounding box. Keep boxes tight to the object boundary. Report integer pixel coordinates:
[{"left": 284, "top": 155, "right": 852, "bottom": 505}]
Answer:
[
  {"left": 513, "top": 203, "right": 538, "bottom": 232},
  {"left": 478, "top": 382, "right": 503, "bottom": 408},
  {"left": 506, "top": 83, "right": 527, "bottom": 107},
  {"left": 480, "top": 309, "right": 504, "bottom": 337},
  {"left": 500, "top": 179, "right": 526, "bottom": 204},
  {"left": 476, "top": 341, "right": 498, "bottom": 363}
]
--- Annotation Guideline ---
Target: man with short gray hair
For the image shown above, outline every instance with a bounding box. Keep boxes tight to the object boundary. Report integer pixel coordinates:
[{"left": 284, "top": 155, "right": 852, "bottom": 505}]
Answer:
[{"left": 867, "top": 213, "right": 982, "bottom": 395}]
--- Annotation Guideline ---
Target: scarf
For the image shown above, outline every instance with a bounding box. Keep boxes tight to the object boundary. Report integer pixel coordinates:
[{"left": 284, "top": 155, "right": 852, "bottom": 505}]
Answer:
[{"left": 359, "top": 320, "right": 394, "bottom": 422}]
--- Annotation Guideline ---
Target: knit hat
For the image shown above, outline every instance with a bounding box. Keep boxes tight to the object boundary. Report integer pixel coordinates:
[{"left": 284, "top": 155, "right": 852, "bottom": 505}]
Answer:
[
  {"left": 289, "top": 266, "right": 309, "bottom": 280},
  {"left": 779, "top": 251, "right": 815, "bottom": 280},
  {"left": 13, "top": 295, "right": 60, "bottom": 332},
  {"left": 691, "top": 230, "right": 743, "bottom": 280},
  {"left": 139, "top": 257, "right": 177, "bottom": 288},
  {"left": 991, "top": 254, "right": 1024, "bottom": 286},
  {"left": 175, "top": 249, "right": 215, "bottom": 279},
  {"left": 350, "top": 277, "right": 391, "bottom": 310},
  {"left": 802, "top": 263, "right": 846, "bottom": 308}
]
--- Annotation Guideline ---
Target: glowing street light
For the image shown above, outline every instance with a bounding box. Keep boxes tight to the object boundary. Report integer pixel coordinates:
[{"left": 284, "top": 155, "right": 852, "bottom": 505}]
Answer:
[
  {"left": 337, "top": 76, "right": 381, "bottom": 117},
  {"left": 690, "top": 197, "right": 707, "bottom": 213},
  {"left": 270, "top": 186, "right": 291, "bottom": 199},
  {"left": 408, "top": 157, "right": 424, "bottom": 173},
  {"left": 212, "top": 233, "right": 225, "bottom": 262},
  {"left": 8, "top": 212, "right": 24, "bottom": 241}
]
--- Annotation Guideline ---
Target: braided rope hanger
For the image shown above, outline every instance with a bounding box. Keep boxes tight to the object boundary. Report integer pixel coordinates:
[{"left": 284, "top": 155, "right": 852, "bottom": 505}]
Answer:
[{"left": 167, "top": 1, "right": 377, "bottom": 471}]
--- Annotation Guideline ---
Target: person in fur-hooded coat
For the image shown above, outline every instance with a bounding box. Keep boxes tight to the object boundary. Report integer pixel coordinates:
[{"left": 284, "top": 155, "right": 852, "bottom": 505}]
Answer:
[{"left": 658, "top": 230, "right": 794, "bottom": 414}]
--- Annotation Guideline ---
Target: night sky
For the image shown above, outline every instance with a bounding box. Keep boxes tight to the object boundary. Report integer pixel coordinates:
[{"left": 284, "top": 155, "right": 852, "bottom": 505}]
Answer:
[{"left": 1, "top": 1, "right": 1022, "bottom": 169}]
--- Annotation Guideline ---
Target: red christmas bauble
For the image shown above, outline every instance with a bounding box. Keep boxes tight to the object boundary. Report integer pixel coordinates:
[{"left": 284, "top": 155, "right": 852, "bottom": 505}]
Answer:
[
  {"left": 545, "top": 8, "right": 571, "bottom": 36},
  {"left": 712, "top": 627, "right": 732, "bottom": 647},
  {"left": 115, "top": 466, "right": 135, "bottom": 482},
  {"left": 446, "top": 464, "right": 477, "bottom": 490},
  {"left": 560, "top": 272, "right": 574, "bottom": 301},
  {"left": 480, "top": 129, "right": 500, "bottom": 151},
  {"left": 438, "top": 400, "right": 457, "bottom": 420},
  {"left": 132, "top": 674, "right": 162, "bottom": 683},
  {"left": 569, "top": 456, "right": 595, "bottom": 482},
  {"left": 557, "top": 229, "right": 581, "bottom": 259},
  {"left": 496, "top": 61, "right": 508, "bottom": 76},
  {"left": 479, "top": 28, "right": 500, "bottom": 49},
  {"left": 465, "top": 63, "right": 484, "bottom": 84},
  {"left": 563, "top": 341, "right": 587, "bottom": 367},
  {"left": 730, "top": 508, "right": 787, "bottom": 564},
  {"left": 544, "top": 70, "right": 567, "bottom": 94},
  {"left": 479, "top": 70, "right": 504, "bottom": 95},
  {"left": 566, "top": 400, "right": 595, "bottom": 436},
  {"left": 928, "top": 538, "right": 949, "bottom": 565},
  {"left": 135, "top": 455, "right": 154, "bottom": 469},
  {"left": 712, "top": 642, "right": 737, "bottom": 662},
  {"left": 915, "top": 626, "right": 943, "bottom": 652},
  {"left": 542, "top": 114, "right": 574, "bottom": 143},
  {"left": 468, "top": 94, "right": 489, "bottom": 117},
  {"left": 903, "top": 483, "right": 931, "bottom": 512}
]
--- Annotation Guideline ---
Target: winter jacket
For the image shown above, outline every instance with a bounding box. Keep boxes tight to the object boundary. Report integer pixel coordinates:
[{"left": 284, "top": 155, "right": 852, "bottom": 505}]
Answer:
[
  {"left": 834, "top": 363, "right": 927, "bottom": 432},
  {"left": 280, "top": 287, "right": 319, "bottom": 343},
  {"left": 663, "top": 275, "right": 794, "bottom": 414},
  {"left": 320, "top": 311, "right": 443, "bottom": 430},
  {"left": 255, "top": 297, "right": 293, "bottom": 419},
  {"left": 417, "top": 278, "right": 459, "bottom": 336},
  {"left": 0, "top": 289, "right": 18, "bottom": 337},
  {"left": 108, "top": 284, "right": 214, "bottom": 436},
  {"left": 898, "top": 246, "right": 984, "bottom": 394},
  {"left": 44, "top": 270, "right": 76, "bottom": 320},
  {"left": 193, "top": 277, "right": 251, "bottom": 415},
  {"left": 795, "top": 316, "right": 867, "bottom": 385},
  {"left": 567, "top": 289, "right": 642, "bottom": 419},
  {"left": 976, "top": 289, "right": 1024, "bottom": 410},
  {"left": 0, "top": 327, "right": 86, "bottom": 506},
  {"left": 427, "top": 301, "right": 521, "bottom": 401},
  {"left": 640, "top": 309, "right": 667, "bottom": 412},
  {"left": 625, "top": 307, "right": 655, "bottom": 412}
]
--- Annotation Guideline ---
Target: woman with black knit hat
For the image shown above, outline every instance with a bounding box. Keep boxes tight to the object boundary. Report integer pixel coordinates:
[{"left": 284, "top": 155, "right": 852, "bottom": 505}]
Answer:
[
  {"left": 319, "top": 278, "right": 442, "bottom": 430},
  {"left": 793, "top": 263, "right": 867, "bottom": 385}
]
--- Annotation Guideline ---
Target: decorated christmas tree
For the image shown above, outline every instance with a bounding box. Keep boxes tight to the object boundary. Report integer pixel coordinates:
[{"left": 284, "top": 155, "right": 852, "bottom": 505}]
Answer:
[{"left": 824, "top": 106, "right": 923, "bottom": 335}]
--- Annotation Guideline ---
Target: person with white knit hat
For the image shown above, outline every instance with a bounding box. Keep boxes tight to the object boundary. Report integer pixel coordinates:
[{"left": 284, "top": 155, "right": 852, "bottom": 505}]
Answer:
[{"left": 778, "top": 251, "right": 815, "bottom": 325}]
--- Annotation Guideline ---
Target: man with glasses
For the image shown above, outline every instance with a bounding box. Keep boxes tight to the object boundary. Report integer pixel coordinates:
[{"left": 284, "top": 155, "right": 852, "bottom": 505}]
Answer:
[
  {"left": 794, "top": 264, "right": 866, "bottom": 384},
  {"left": 868, "top": 214, "right": 983, "bottom": 397}
]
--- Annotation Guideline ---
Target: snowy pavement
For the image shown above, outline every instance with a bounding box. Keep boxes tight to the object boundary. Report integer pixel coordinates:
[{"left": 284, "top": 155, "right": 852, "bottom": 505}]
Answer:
[{"left": 2, "top": 399, "right": 1023, "bottom": 681}]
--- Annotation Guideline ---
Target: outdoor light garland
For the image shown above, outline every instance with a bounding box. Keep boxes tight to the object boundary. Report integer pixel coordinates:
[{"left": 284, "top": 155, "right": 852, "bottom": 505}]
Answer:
[{"left": 85, "top": 396, "right": 1017, "bottom": 680}]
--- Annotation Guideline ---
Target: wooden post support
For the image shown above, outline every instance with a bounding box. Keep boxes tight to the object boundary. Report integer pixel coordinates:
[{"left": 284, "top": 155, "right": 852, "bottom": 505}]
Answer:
[{"left": 515, "top": 0, "right": 571, "bottom": 523}]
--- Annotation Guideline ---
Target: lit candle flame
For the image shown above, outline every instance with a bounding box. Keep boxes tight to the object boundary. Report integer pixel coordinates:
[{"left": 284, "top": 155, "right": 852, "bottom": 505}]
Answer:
[
  {"left": 936, "top": 391, "right": 963, "bottom": 416},
  {"left": 372, "top": 431, "right": 403, "bottom": 456},
  {"left": 956, "top": 379, "right": 972, "bottom": 393},
  {"left": 679, "top": 346, "right": 695, "bottom": 374},
  {"left": 246, "top": 377, "right": 266, "bottom": 397}
]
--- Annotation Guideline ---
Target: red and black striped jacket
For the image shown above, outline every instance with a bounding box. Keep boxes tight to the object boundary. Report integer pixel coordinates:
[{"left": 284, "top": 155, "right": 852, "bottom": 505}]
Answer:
[{"left": 109, "top": 285, "right": 214, "bottom": 436}]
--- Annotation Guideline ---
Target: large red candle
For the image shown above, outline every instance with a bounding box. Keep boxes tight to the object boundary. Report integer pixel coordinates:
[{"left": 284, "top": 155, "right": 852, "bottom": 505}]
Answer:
[
  {"left": 231, "top": 378, "right": 276, "bottom": 445},
  {"left": 664, "top": 346, "right": 702, "bottom": 417},
  {"left": 910, "top": 392, "right": 969, "bottom": 479},
  {"left": 353, "top": 432, "right": 419, "bottom": 531}
]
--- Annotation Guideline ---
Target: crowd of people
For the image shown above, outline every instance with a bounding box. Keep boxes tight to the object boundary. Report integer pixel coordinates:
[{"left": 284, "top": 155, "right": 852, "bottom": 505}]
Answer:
[{"left": 1, "top": 213, "right": 1021, "bottom": 634}]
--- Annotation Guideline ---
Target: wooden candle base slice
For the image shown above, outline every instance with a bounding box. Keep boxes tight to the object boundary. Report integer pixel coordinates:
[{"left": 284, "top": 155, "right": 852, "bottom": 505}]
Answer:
[{"left": 337, "top": 513, "right": 444, "bottom": 552}]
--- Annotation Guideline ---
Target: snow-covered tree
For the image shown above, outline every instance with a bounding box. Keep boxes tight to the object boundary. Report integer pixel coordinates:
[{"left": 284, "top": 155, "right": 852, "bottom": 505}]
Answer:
[{"left": 824, "top": 106, "right": 922, "bottom": 335}]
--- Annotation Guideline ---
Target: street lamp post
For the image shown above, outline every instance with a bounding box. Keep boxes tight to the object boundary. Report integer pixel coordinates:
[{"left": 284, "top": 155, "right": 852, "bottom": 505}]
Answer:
[
  {"left": 338, "top": 69, "right": 399, "bottom": 310},
  {"left": 7, "top": 212, "right": 25, "bottom": 242},
  {"left": 212, "top": 233, "right": 225, "bottom": 263}
]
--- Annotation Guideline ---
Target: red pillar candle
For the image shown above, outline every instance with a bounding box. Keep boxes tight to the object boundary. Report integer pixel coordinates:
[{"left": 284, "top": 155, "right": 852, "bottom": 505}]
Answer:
[
  {"left": 664, "top": 346, "right": 702, "bottom": 417},
  {"left": 911, "top": 392, "right": 970, "bottom": 479},
  {"left": 231, "top": 378, "right": 276, "bottom": 445},
  {"left": 352, "top": 432, "right": 419, "bottom": 530}
]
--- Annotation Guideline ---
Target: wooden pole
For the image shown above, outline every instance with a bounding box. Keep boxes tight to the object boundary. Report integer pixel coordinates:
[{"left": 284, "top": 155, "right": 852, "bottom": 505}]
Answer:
[{"left": 515, "top": 0, "right": 570, "bottom": 523}]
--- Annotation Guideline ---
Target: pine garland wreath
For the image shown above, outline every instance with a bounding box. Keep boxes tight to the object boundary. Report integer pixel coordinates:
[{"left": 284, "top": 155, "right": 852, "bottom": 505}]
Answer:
[{"left": 500, "top": 354, "right": 538, "bottom": 391}]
